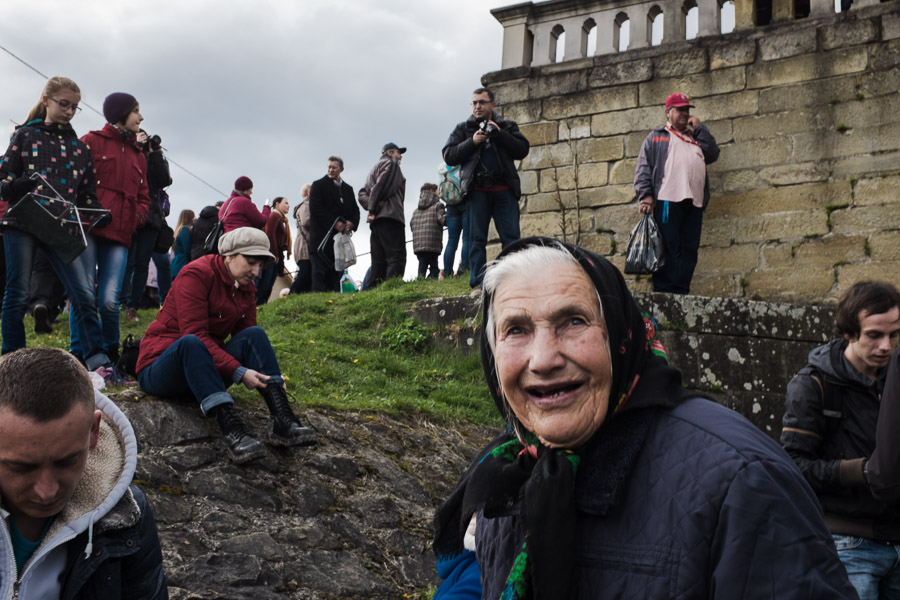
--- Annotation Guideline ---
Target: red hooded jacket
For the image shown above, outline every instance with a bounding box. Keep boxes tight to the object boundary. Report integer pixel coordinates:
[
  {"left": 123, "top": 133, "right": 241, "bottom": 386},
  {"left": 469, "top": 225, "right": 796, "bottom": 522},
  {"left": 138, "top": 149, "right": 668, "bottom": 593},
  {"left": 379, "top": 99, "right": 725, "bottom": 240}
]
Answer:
[
  {"left": 136, "top": 254, "right": 257, "bottom": 380},
  {"left": 81, "top": 123, "right": 151, "bottom": 246}
]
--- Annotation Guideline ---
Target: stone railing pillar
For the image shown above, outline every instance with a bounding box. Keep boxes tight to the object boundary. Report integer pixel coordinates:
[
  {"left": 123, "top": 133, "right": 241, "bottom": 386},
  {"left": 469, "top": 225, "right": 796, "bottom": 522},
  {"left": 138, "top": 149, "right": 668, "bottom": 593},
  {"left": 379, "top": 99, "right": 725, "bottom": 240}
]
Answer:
[
  {"left": 563, "top": 16, "right": 588, "bottom": 60},
  {"left": 664, "top": 4, "right": 687, "bottom": 42},
  {"left": 594, "top": 10, "right": 619, "bottom": 55},
  {"left": 697, "top": 0, "right": 721, "bottom": 36},
  {"left": 627, "top": 5, "right": 650, "bottom": 49},
  {"left": 771, "top": 0, "right": 794, "bottom": 21},
  {"left": 733, "top": 0, "right": 756, "bottom": 29},
  {"left": 493, "top": 4, "right": 534, "bottom": 69},
  {"left": 531, "top": 22, "right": 555, "bottom": 66},
  {"left": 808, "top": 0, "right": 834, "bottom": 16}
]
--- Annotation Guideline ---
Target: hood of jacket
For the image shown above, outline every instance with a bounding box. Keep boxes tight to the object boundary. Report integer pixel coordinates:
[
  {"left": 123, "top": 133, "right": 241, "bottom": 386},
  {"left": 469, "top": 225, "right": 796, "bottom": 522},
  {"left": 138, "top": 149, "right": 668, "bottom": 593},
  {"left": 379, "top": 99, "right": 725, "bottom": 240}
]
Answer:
[
  {"left": 0, "top": 390, "right": 138, "bottom": 595},
  {"left": 418, "top": 189, "right": 440, "bottom": 210},
  {"left": 808, "top": 338, "right": 883, "bottom": 391},
  {"left": 88, "top": 122, "right": 140, "bottom": 150},
  {"left": 199, "top": 204, "right": 220, "bottom": 220}
]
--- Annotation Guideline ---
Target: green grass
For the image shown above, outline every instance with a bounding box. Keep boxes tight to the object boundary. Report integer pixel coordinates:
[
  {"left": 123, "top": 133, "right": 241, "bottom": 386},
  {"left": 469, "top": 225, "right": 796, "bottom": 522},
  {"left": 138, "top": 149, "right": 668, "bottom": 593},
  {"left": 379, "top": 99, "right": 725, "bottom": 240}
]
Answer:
[{"left": 15, "top": 276, "right": 502, "bottom": 427}]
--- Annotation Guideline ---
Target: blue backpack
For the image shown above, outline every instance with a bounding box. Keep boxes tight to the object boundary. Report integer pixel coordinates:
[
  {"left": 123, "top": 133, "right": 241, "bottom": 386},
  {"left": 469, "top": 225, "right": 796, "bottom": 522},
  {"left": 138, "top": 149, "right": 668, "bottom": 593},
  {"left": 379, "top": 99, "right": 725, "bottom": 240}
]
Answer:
[{"left": 438, "top": 163, "right": 462, "bottom": 206}]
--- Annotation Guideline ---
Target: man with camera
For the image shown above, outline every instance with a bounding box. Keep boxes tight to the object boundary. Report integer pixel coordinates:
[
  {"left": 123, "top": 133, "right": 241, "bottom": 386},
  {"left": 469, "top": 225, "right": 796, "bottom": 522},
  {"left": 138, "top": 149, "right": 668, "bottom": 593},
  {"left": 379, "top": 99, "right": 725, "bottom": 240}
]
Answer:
[
  {"left": 442, "top": 87, "right": 530, "bottom": 290},
  {"left": 358, "top": 142, "right": 407, "bottom": 289}
]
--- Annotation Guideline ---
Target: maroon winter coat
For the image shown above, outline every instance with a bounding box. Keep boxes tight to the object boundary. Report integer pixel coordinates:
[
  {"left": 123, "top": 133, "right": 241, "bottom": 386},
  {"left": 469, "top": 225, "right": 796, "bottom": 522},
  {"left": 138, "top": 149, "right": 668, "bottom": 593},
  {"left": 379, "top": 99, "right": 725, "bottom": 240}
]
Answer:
[
  {"left": 81, "top": 124, "right": 151, "bottom": 246},
  {"left": 136, "top": 254, "right": 257, "bottom": 380},
  {"left": 220, "top": 192, "right": 270, "bottom": 233}
]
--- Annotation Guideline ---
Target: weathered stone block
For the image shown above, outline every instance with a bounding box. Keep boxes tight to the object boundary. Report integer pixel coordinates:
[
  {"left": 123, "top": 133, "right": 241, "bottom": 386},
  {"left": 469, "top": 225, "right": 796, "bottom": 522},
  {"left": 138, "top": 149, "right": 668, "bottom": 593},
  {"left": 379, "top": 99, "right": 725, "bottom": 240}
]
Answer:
[
  {"left": 793, "top": 235, "right": 868, "bottom": 266},
  {"left": 758, "top": 77, "right": 858, "bottom": 113},
  {"left": 705, "top": 181, "right": 852, "bottom": 218},
  {"left": 543, "top": 86, "right": 638, "bottom": 120},
  {"left": 706, "top": 120, "right": 734, "bottom": 145},
  {"left": 609, "top": 158, "right": 637, "bottom": 185},
  {"left": 501, "top": 100, "right": 543, "bottom": 125},
  {"left": 575, "top": 136, "right": 624, "bottom": 162},
  {"left": 884, "top": 13, "right": 900, "bottom": 40},
  {"left": 761, "top": 243, "right": 794, "bottom": 268},
  {"left": 639, "top": 67, "right": 746, "bottom": 105},
  {"left": 832, "top": 150, "right": 900, "bottom": 179},
  {"left": 696, "top": 244, "right": 760, "bottom": 272},
  {"left": 831, "top": 204, "right": 900, "bottom": 234},
  {"left": 747, "top": 47, "right": 868, "bottom": 88},
  {"left": 557, "top": 166, "right": 577, "bottom": 190},
  {"left": 719, "top": 169, "right": 765, "bottom": 193},
  {"left": 519, "top": 209, "right": 592, "bottom": 240},
  {"left": 490, "top": 79, "right": 531, "bottom": 104},
  {"left": 733, "top": 110, "right": 827, "bottom": 141},
  {"left": 854, "top": 175, "right": 900, "bottom": 206},
  {"left": 837, "top": 261, "right": 900, "bottom": 294},
  {"left": 746, "top": 266, "right": 835, "bottom": 301},
  {"left": 594, "top": 203, "right": 644, "bottom": 244},
  {"left": 869, "top": 231, "right": 900, "bottom": 261},
  {"left": 709, "top": 39, "right": 757, "bottom": 70},
  {"left": 833, "top": 94, "right": 900, "bottom": 131},
  {"left": 591, "top": 105, "right": 663, "bottom": 137},
  {"left": 699, "top": 216, "right": 735, "bottom": 248},
  {"left": 821, "top": 19, "right": 879, "bottom": 50},
  {"left": 540, "top": 168, "right": 558, "bottom": 193},
  {"left": 794, "top": 124, "right": 900, "bottom": 161},
  {"left": 759, "top": 162, "right": 832, "bottom": 186},
  {"left": 527, "top": 190, "right": 572, "bottom": 212},
  {"left": 867, "top": 37, "right": 900, "bottom": 71},
  {"left": 527, "top": 70, "right": 589, "bottom": 99},
  {"left": 690, "top": 273, "right": 738, "bottom": 298},
  {"left": 520, "top": 169, "right": 539, "bottom": 195},
  {"left": 731, "top": 211, "right": 829, "bottom": 243},
  {"left": 858, "top": 67, "right": 900, "bottom": 99},
  {"left": 654, "top": 47, "right": 709, "bottom": 77},
  {"left": 759, "top": 26, "right": 817, "bottom": 61},
  {"left": 625, "top": 132, "right": 647, "bottom": 157},
  {"left": 711, "top": 137, "right": 793, "bottom": 171},
  {"left": 577, "top": 231, "right": 615, "bottom": 256},
  {"left": 558, "top": 116, "right": 591, "bottom": 140},
  {"left": 579, "top": 184, "right": 635, "bottom": 208},
  {"left": 519, "top": 121, "right": 558, "bottom": 146},
  {"left": 520, "top": 141, "right": 576, "bottom": 170},
  {"left": 694, "top": 90, "right": 759, "bottom": 122},
  {"left": 576, "top": 162, "right": 610, "bottom": 187},
  {"left": 589, "top": 58, "right": 654, "bottom": 87}
]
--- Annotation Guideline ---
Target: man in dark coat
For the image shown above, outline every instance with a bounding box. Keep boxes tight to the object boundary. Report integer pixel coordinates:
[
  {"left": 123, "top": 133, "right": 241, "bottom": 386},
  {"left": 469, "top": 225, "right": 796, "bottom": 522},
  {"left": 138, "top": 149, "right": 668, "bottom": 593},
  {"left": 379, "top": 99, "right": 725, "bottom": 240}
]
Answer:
[
  {"left": 442, "top": 87, "right": 529, "bottom": 289},
  {"left": 783, "top": 280, "right": 900, "bottom": 598},
  {"left": 308, "top": 156, "right": 359, "bottom": 292}
]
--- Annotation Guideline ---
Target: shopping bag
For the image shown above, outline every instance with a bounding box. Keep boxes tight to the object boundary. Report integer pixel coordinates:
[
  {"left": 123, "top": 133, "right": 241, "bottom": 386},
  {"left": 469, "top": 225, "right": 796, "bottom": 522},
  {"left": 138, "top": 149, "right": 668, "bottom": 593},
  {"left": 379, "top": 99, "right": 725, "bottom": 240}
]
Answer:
[
  {"left": 333, "top": 231, "right": 357, "bottom": 271},
  {"left": 624, "top": 213, "right": 665, "bottom": 274}
]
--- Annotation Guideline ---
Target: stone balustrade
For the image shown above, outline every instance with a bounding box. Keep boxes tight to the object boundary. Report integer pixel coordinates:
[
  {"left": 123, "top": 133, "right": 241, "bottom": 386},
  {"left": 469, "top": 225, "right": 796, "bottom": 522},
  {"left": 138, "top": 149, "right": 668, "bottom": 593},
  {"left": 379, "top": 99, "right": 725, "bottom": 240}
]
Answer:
[{"left": 492, "top": 0, "right": 877, "bottom": 67}]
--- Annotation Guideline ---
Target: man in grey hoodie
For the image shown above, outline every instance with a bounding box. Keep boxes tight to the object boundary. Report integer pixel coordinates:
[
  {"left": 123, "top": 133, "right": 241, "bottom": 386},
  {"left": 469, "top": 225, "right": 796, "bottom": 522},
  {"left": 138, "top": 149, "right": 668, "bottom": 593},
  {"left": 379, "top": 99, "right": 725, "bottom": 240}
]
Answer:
[
  {"left": 782, "top": 280, "right": 900, "bottom": 598},
  {"left": 0, "top": 347, "right": 167, "bottom": 598},
  {"left": 358, "top": 142, "right": 407, "bottom": 289}
]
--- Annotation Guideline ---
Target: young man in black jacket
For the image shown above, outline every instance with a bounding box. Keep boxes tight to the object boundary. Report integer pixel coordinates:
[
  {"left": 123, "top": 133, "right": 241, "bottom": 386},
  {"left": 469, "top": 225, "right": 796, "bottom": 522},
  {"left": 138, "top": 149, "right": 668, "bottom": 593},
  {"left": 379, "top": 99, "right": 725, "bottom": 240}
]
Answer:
[
  {"left": 782, "top": 280, "right": 900, "bottom": 598},
  {"left": 442, "top": 87, "right": 529, "bottom": 290}
]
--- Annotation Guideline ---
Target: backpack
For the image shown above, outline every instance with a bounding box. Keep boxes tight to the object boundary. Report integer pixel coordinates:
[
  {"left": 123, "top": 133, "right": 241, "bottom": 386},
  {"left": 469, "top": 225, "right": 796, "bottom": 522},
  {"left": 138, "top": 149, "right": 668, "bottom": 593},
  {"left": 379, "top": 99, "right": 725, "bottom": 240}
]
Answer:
[{"left": 438, "top": 163, "right": 462, "bottom": 206}]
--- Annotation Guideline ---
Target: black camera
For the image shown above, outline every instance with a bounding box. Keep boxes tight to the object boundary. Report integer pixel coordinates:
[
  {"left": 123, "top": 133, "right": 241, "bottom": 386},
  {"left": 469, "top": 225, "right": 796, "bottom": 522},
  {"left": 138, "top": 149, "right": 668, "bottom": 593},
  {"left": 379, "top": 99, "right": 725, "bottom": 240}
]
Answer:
[
  {"left": 148, "top": 134, "right": 162, "bottom": 150},
  {"left": 478, "top": 120, "right": 498, "bottom": 137}
]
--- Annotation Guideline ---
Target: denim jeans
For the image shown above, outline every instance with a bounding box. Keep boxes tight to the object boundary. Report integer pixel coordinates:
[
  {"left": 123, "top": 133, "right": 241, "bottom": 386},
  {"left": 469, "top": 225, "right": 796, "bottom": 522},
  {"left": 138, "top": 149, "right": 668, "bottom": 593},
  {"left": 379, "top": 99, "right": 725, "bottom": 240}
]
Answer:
[
  {"left": 465, "top": 189, "right": 520, "bottom": 288},
  {"left": 443, "top": 203, "right": 470, "bottom": 275},
  {"left": 1, "top": 229, "right": 109, "bottom": 369},
  {"left": 652, "top": 200, "right": 704, "bottom": 295},
  {"left": 137, "top": 326, "right": 282, "bottom": 415},
  {"left": 122, "top": 227, "right": 156, "bottom": 310},
  {"left": 69, "top": 236, "right": 128, "bottom": 357},
  {"left": 832, "top": 534, "right": 900, "bottom": 599}
]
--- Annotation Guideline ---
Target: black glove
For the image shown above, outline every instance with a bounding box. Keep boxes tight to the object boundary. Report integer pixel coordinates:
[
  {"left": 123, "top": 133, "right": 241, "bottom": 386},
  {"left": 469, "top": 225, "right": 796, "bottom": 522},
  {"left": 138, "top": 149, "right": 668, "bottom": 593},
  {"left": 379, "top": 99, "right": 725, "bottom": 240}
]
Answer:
[{"left": 8, "top": 177, "right": 38, "bottom": 201}]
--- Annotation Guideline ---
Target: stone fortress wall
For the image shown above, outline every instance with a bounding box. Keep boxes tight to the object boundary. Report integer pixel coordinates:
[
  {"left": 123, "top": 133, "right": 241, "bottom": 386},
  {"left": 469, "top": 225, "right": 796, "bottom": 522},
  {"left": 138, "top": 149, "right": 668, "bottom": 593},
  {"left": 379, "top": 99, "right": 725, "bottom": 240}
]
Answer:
[{"left": 483, "top": 0, "right": 900, "bottom": 303}]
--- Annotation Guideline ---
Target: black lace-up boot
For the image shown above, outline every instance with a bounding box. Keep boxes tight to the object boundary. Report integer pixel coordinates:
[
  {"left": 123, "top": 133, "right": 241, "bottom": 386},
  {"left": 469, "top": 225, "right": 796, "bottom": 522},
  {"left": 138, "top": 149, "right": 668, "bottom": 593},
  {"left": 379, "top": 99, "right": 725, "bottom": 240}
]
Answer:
[
  {"left": 258, "top": 383, "right": 316, "bottom": 446},
  {"left": 213, "top": 403, "right": 266, "bottom": 464}
]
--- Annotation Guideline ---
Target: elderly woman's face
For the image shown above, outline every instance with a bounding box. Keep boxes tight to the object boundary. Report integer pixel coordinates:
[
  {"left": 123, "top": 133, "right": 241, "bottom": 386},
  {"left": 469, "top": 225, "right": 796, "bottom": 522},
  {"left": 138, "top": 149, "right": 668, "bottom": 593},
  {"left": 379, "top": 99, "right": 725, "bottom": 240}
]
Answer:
[{"left": 492, "top": 261, "right": 611, "bottom": 448}]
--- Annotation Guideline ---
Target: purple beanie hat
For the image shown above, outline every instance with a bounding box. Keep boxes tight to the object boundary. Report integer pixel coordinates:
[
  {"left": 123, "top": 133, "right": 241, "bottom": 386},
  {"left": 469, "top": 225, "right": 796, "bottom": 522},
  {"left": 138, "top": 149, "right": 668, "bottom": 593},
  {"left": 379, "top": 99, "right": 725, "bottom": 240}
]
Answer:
[
  {"left": 102, "top": 92, "right": 138, "bottom": 125},
  {"left": 234, "top": 176, "right": 254, "bottom": 191}
]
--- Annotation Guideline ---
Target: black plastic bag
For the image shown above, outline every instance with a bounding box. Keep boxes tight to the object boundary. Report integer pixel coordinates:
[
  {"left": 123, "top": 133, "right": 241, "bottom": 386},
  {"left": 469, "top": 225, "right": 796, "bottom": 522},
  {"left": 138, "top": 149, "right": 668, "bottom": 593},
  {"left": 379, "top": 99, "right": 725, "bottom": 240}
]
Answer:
[{"left": 624, "top": 213, "right": 665, "bottom": 274}]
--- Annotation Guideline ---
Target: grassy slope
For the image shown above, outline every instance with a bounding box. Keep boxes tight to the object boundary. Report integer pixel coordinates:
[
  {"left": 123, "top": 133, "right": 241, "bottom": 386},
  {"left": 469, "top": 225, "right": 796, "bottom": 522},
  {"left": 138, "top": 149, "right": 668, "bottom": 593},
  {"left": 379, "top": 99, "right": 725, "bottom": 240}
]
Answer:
[{"left": 18, "top": 276, "right": 502, "bottom": 428}]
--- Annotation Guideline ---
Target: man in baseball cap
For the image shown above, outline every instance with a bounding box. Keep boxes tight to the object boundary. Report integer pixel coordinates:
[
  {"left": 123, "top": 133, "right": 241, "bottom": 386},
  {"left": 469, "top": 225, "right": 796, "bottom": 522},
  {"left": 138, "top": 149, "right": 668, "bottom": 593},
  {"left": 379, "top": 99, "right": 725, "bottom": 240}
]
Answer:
[
  {"left": 358, "top": 142, "right": 409, "bottom": 288},
  {"left": 633, "top": 92, "right": 720, "bottom": 294}
]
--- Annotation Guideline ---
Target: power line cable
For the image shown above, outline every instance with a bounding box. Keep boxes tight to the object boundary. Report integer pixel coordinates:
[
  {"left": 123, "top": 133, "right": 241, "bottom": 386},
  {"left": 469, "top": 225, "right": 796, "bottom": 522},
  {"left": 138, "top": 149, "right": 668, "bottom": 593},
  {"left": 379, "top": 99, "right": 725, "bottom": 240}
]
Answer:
[{"left": 0, "top": 42, "right": 227, "bottom": 198}]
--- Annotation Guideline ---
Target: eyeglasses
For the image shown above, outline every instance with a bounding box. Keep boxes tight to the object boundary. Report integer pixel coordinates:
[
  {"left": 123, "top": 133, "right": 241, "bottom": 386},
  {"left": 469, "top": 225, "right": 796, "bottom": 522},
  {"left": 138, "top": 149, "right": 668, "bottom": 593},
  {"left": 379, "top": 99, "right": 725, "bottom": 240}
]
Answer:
[
  {"left": 472, "top": 99, "right": 493, "bottom": 106},
  {"left": 48, "top": 97, "right": 82, "bottom": 114}
]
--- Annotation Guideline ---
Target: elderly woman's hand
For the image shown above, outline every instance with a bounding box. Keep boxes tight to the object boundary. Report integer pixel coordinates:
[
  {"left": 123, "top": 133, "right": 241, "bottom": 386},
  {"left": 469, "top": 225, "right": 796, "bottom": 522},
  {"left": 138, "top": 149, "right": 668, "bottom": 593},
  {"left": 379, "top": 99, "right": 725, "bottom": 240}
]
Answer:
[{"left": 241, "top": 369, "right": 271, "bottom": 390}]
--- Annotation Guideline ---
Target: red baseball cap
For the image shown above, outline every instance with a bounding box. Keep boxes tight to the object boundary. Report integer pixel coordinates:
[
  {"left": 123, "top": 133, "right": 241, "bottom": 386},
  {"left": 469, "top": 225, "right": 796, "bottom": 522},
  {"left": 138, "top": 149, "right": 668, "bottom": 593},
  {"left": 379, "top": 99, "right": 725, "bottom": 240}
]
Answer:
[{"left": 665, "top": 92, "right": 695, "bottom": 110}]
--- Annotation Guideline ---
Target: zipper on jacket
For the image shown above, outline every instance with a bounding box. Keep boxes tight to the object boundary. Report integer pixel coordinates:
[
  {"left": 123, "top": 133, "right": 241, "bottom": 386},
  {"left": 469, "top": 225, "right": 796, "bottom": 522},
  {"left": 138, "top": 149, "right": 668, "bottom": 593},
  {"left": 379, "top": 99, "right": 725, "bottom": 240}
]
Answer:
[{"left": 2, "top": 518, "right": 20, "bottom": 599}]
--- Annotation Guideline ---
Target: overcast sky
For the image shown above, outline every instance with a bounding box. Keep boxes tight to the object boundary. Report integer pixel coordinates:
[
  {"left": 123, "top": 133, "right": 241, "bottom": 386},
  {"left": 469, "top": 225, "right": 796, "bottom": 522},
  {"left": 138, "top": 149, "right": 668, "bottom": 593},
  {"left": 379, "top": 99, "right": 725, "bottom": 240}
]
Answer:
[{"left": 0, "top": 0, "right": 513, "bottom": 283}]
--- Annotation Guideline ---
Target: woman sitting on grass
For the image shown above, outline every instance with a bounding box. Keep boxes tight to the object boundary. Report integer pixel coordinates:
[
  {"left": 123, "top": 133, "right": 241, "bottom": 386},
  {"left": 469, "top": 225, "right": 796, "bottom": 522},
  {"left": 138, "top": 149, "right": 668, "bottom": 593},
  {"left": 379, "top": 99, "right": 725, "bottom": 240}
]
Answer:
[{"left": 136, "top": 227, "right": 315, "bottom": 464}]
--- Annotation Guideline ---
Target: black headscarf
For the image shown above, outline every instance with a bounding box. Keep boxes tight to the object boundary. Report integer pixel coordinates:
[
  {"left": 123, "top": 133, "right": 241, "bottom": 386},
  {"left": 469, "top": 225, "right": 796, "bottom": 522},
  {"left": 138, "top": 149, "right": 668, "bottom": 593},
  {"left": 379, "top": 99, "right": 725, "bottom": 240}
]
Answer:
[{"left": 434, "top": 237, "right": 694, "bottom": 599}]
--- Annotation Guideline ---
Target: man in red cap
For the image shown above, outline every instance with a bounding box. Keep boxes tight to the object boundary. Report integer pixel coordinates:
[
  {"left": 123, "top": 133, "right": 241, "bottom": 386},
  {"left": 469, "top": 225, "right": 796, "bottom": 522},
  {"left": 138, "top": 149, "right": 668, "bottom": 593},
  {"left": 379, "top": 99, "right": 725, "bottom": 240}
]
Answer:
[{"left": 634, "top": 92, "right": 719, "bottom": 294}]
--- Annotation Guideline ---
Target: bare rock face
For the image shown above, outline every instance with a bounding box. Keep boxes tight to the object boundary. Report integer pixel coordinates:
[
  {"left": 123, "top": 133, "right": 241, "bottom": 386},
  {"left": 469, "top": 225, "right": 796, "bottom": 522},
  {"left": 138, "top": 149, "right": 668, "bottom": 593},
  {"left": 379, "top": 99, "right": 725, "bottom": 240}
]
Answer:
[{"left": 114, "top": 391, "right": 496, "bottom": 599}]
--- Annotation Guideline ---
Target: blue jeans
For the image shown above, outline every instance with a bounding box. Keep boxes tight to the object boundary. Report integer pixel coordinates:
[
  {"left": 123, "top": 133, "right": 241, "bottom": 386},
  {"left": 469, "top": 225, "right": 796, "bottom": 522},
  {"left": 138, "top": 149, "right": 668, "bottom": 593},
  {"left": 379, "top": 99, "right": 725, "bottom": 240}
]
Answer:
[
  {"left": 465, "top": 189, "right": 520, "bottom": 288},
  {"left": 652, "top": 200, "right": 703, "bottom": 295},
  {"left": 122, "top": 227, "right": 156, "bottom": 310},
  {"left": 1, "top": 229, "right": 109, "bottom": 369},
  {"left": 443, "top": 203, "right": 470, "bottom": 275},
  {"left": 69, "top": 237, "right": 128, "bottom": 356},
  {"left": 137, "top": 326, "right": 282, "bottom": 415},
  {"left": 832, "top": 535, "right": 900, "bottom": 599}
]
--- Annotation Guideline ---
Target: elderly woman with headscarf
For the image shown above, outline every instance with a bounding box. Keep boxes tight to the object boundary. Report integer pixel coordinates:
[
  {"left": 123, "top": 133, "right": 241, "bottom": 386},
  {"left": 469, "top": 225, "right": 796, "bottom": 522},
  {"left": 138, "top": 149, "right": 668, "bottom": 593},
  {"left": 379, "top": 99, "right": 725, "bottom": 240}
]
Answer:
[
  {"left": 433, "top": 237, "right": 856, "bottom": 599},
  {"left": 136, "top": 227, "right": 314, "bottom": 465}
]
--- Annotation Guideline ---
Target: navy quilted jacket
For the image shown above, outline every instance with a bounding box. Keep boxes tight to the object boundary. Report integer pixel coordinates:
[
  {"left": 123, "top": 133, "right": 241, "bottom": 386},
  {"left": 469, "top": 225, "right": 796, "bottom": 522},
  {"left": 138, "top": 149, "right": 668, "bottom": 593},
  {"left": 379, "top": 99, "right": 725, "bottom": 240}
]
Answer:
[{"left": 476, "top": 398, "right": 857, "bottom": 599}]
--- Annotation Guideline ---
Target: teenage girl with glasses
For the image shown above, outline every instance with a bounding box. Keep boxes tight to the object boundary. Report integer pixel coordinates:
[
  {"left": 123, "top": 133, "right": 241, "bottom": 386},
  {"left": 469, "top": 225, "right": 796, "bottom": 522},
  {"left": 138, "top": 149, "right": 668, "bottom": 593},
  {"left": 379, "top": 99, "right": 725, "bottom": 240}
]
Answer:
[{"left": 0, "top": 76, "right": 115, "bottom": 376}]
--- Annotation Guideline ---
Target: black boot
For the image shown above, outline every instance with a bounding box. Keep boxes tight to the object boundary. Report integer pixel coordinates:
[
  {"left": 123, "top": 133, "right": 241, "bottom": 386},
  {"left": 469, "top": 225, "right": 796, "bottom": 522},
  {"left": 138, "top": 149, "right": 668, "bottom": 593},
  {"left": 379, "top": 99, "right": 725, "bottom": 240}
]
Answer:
[
  {"left": 213, "top": 404, "right": 266, "bottom": 464},
  {"left": 258, "top": 383, "right": 316, "bottom": 446}
]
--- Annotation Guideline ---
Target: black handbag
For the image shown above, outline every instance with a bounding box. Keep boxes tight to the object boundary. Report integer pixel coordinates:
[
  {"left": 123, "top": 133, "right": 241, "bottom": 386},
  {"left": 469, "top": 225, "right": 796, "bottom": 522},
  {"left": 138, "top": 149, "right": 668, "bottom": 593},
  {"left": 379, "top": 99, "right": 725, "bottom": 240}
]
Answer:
[
  {"left": 154, "top": 221, "right": 174, "bottom": 253},
  {"left": 203, "top": 197, "right": 234, "bottom": 254}
]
